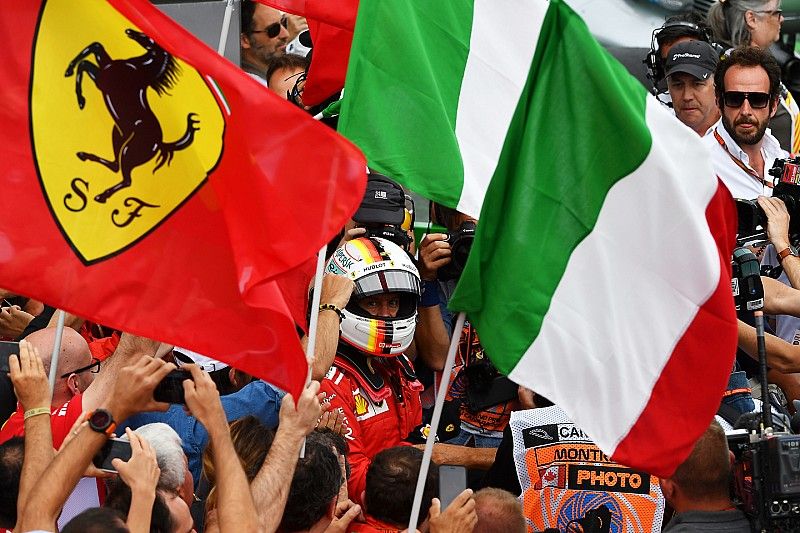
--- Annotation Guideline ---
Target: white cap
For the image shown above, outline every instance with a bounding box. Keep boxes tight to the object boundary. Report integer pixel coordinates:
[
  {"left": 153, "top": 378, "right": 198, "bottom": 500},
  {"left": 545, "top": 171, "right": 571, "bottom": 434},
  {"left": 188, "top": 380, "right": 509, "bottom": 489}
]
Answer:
[{"left": 172, "top": 347, "right": 228, "bottom": 372}]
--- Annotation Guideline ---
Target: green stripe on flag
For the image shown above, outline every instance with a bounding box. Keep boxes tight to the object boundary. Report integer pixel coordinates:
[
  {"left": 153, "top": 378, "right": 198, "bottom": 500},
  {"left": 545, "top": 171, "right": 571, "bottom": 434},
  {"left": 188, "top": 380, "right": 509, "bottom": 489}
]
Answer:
[
  {"left": 339, "top": 1, "right": 474, "bottom": 207},
  {"left": 448, "top": 0, "right": 652, "bottom": 374}
]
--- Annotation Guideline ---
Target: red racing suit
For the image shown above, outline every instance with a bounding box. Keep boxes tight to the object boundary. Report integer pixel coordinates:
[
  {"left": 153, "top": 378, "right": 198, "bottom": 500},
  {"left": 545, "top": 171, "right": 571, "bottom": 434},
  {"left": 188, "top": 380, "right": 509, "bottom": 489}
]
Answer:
[{"left": 320, "top": 348, "right": 422, "bottom": 506}]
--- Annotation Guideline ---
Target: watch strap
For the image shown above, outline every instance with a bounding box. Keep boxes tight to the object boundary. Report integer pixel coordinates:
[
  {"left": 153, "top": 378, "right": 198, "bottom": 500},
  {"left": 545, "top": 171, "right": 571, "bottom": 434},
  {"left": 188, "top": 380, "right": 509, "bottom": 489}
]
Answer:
[{"left": 778, "top": 246, "right": 798, "bottom": 262}]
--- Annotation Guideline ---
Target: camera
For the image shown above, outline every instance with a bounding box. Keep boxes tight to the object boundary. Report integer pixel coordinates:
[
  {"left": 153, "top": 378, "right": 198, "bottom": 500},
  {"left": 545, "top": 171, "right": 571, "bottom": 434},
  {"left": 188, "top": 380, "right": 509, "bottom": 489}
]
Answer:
[
  {"left": 730, "top": 430, "right": 800, "bottom": 531},
  {"left": 736, "top": 156, "right": 800, "bottom": 241},
  {"left": 437, "top": 221, "right": 476, "bottom": 281},
  {"left": 359, "top": 224, "right": 411, "bottom": 250}
]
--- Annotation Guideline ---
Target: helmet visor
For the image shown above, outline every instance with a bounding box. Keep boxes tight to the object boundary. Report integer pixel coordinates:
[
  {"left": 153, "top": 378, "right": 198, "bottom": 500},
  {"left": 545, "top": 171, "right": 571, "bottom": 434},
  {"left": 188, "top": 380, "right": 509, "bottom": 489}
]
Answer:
[{"left": 353, "top": 269, "right": 421, "bottom": 299}]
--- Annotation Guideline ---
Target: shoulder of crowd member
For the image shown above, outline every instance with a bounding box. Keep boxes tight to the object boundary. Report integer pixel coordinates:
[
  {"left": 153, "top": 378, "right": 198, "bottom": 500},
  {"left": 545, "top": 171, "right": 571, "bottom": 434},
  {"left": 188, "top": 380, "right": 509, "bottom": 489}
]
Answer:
[{"left": 119, "top": 379, "right": 283, "bottom": 485}]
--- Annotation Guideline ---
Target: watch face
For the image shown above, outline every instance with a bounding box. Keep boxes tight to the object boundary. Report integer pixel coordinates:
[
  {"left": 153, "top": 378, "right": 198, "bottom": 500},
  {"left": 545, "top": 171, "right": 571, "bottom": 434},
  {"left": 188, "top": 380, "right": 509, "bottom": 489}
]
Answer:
[{"left": 90, "top": 409, "right": 112, "bottom": 428}]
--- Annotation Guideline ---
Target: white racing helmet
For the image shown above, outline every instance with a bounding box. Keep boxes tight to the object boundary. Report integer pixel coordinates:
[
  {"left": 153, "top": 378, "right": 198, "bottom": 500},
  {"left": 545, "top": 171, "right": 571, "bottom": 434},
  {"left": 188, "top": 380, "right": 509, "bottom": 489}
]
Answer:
[{"left": 326, "top": 237, "right": 421, "bottom": 356}]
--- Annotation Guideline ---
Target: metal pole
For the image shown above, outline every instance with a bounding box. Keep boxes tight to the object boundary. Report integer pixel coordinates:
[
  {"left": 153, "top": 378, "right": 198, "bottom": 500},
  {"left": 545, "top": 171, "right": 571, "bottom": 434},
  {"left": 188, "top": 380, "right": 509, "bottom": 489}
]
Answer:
[
  {"left": 217, "top": 0, "right": 236, "bottom": 55},
  {"left": 408, "top": 312, "right": 466, "bottom": 532},
  {"left": 300, "top": 244, "right": 328, "bottom": 458},
  {"left": 47, "top": 310, "right": 66, "bottom": 397}
]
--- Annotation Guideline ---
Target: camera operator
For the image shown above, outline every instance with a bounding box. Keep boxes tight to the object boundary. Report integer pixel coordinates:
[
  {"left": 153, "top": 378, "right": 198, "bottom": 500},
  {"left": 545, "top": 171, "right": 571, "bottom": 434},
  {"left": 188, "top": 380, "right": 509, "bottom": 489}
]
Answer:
[
  {"left": 659, "top": 421, "right": 751, "bottom": 532},
  {"left": 737, "top": 195, "right": 800, "bottom": 409},
  {"left": 737, "top": 283, "right": 800, "bottom": 375},
  {"left": 339, "top": 172, "right": 416, "bottom": 255},
  {"left": 758, "top": 195, "right": 800, "bottom": 288},
  {"left": 415, "top": 203, "right": 520, "bottom": 453}
]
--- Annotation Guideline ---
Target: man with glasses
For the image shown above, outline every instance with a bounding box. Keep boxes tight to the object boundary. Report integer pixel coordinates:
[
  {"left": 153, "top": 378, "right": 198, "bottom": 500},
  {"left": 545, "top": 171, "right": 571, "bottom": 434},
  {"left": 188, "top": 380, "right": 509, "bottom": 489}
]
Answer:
[
  {"left": 0, "top": 329, "right": 161, "bottom": 447},
  {"left": 239, "top": 0, "right": 289, "bottom": 81},
  {"left": 704, "top": 45, "right": 787, "bottom": 199}
]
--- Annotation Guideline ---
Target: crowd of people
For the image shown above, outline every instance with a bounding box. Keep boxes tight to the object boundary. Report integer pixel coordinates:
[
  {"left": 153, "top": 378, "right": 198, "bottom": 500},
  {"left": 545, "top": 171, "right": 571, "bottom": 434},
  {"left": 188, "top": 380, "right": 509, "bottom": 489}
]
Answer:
[{"left": 5, "top": 0, "right": 800, "bottom": 531}]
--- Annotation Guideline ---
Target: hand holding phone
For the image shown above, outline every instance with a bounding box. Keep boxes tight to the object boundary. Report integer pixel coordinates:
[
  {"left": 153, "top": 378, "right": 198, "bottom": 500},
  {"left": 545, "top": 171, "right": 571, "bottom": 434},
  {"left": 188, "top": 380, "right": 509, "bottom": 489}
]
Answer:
[
  {"left": 92, "top": 437, "right": 133, "bottom": 473},
  {"left": 113, "top": 428, "right": 160, "bottom": 493},
  {"left": 438, "top": 464, "right": 467, "bottom": 510},
  {"left": 0, "top": 341, "right": 20, "bottom": 373},
  {"left": 152, "top": 369, "right": 193, "bottom": 404}
]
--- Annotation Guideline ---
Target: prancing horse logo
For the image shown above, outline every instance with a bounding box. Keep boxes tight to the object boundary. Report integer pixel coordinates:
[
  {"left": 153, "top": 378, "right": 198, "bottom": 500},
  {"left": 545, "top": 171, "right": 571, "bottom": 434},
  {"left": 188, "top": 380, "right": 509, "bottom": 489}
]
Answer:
[{"left": 64, "top": 29, "right": 200, "bottom": 204}]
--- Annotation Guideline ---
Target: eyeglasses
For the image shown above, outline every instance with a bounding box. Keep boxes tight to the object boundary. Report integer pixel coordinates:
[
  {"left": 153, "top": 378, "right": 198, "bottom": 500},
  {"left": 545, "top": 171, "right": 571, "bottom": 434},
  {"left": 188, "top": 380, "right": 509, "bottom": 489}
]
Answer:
[
  {"left": 250, "top": 17, "right": 288, "bottom": 38},
  {"left": 754, "top": 8, "right": 783, "bottom": 17},
  {"left": 723, "top": 91, "right": 771, "bottom": 109},
  {"left": 60, "top": 357, "right": 101, "bottom": 379}
]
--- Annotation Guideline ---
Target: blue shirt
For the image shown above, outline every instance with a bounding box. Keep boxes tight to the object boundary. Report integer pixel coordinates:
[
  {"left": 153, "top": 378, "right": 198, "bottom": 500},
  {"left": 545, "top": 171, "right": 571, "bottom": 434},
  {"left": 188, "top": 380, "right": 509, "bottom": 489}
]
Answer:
[{"left": 118, "top": 380, "right": 283, "bottom": 486}]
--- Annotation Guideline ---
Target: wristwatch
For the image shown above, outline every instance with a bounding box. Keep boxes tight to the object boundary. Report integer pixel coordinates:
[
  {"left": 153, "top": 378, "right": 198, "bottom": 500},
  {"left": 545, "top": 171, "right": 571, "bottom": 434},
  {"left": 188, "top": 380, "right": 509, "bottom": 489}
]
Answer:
[
  {"left": 777, "top": 245, "right": 799, "bottom": 263},
  {"left": 87, "top": 408, "right": 117, "bottom": 436}
]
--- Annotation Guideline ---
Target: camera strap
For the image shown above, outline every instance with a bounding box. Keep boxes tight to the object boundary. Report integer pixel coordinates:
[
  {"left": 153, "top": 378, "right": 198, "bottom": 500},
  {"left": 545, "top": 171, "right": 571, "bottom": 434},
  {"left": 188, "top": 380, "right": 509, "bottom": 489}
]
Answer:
[{"left": 714, "top": 129, "right": 774, "bottom": 190}]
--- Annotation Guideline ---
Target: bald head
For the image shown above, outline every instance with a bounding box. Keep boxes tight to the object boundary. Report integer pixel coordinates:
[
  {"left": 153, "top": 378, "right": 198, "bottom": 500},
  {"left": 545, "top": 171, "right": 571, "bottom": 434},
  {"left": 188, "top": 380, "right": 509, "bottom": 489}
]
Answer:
[
  {"left": 23, "top": 327, "right": 94, "bottom": 405},
  {"left": 474, "top": 488, "right": 525, "bottom": 533},
  {"left": 24, "top": 327, "right": 91, "bottom": 376}
]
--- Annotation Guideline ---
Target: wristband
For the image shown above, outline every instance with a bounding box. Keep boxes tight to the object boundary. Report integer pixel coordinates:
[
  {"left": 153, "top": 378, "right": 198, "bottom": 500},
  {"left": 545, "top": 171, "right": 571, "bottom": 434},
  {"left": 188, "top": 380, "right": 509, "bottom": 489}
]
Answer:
[
  {"left": 23, "top": 407, "right": 50, "bottom": 421},
  {"left": 420, "top": 280, "right": 441, "bottom": 307},
  {"left": 319, "top": 303, "right": 344, "bottom": 323}
]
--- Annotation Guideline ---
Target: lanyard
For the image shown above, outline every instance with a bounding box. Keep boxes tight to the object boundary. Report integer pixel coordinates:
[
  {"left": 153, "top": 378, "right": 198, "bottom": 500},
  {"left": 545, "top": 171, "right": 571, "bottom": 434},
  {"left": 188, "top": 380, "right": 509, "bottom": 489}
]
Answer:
[{"left": 714, "top": 128, "right": 774, "bottom": 190}]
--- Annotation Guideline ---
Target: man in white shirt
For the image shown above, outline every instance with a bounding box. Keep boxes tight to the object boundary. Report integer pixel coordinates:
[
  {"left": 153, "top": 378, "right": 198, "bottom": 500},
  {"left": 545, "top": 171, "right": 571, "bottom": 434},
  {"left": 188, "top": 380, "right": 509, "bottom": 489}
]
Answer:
[{"left": 703, "top": 46, "right": 787, "bottom": 200}]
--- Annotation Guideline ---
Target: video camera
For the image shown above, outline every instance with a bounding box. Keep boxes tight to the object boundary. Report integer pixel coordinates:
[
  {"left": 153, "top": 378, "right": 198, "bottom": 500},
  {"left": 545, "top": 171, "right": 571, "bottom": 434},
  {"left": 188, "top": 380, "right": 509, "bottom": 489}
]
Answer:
[
  {"left": 437, "top": 221, "right": 476, "bottom": 281},
  {"left": 729, "top": 429, "right": 800, "bottom": 531},
  {"left": 736, "top": 156, "right": 800, "bottom": 242}
]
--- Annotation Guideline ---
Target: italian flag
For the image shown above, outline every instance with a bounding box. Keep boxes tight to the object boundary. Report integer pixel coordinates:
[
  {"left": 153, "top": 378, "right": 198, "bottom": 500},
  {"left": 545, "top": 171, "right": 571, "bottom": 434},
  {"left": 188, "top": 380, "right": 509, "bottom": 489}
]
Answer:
[{"left": 339, "top": 0, "right": 738, "bottom": 477}]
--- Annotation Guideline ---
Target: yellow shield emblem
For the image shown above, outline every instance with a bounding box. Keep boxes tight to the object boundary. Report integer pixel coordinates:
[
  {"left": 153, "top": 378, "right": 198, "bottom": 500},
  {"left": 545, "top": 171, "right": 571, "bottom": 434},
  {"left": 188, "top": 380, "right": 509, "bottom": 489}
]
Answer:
[{"left": 31, "top": 0, "right": 225, "bottom": 263}]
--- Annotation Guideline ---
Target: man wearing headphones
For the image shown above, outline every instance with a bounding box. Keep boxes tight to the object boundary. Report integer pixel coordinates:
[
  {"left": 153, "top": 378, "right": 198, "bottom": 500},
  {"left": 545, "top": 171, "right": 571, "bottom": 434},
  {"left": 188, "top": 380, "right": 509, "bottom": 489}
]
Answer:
[{"left": 644, "top": 12, "right": 716, "bottom": 103}]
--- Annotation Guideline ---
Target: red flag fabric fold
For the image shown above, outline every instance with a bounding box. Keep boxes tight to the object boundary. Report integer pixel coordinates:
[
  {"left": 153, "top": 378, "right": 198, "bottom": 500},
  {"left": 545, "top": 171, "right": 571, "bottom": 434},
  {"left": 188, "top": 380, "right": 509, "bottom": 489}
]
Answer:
[
  {"left": 0, "top": 0, "right": 366, "bottom": 396},
  {"left": 258, "top": 0, "right": 358, "bottom": 105}
]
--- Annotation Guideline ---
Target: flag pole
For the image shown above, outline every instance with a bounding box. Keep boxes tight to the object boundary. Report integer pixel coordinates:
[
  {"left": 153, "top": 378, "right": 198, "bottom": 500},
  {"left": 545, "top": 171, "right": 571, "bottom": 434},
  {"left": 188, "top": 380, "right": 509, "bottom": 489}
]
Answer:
[
  {"left": 408, "top": 311, "right": 466, "bottom": 532},
  {"left": 217, "top": 0, "right": 236, "bottom": 55},
  {"left": 300, "top": 243, "right": 328, "bottom": 458},
  {"left": 305, "top": 244, "right": 328, "bottom": 380},
  {"left": 47, "top": 310, "right": 66, "bottom": 396}
]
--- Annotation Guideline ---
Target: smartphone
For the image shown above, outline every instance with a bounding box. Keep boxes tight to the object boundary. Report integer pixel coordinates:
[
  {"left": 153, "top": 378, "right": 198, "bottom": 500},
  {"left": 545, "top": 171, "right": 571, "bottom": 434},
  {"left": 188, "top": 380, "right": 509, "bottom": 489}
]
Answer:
[
  {"left": 0, "top": 341, "right": 20, "bottom": 373},
  {"left": 152, "top": 370, "right": 192, "bottom": 404},
  {"left": 438, "top": 464, "right": 467, "bottom": 510},
  {"left": 92, "top": 437, "right": 132, "bottom": 473}
]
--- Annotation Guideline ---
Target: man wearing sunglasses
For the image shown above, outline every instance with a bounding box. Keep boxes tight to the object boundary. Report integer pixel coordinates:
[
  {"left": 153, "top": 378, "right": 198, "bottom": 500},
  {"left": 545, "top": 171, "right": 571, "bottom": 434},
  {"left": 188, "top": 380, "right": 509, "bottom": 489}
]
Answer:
[
  {"left": 240, "top": 0, "right": 289, "bottom": 80},
  {"left": 704, "top": 46, "right": 787, "bottom": 200}
]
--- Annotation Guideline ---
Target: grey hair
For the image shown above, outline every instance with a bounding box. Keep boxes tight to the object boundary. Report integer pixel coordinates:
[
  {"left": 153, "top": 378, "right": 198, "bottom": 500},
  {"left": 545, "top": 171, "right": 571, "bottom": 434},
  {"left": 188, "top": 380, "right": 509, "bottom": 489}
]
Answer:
[
  {"left": 134, "top": 423, "right": 185, "bottom": 492},
  {"left": 708, "top": 0, "right": 772, "bottom": 46}
]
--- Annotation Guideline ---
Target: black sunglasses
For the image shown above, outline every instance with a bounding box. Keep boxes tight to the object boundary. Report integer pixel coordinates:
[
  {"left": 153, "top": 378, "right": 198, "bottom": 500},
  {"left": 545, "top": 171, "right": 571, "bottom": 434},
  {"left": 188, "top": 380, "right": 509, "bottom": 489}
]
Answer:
[
  {"left": 723, "top": 91, "right": 771, "bottom": 109},
  {"left": 250, "top": 17, "right": 288, "bottom": 39},
  {"left": 60, "top": 357, "right": 101, "bottom": 379}
]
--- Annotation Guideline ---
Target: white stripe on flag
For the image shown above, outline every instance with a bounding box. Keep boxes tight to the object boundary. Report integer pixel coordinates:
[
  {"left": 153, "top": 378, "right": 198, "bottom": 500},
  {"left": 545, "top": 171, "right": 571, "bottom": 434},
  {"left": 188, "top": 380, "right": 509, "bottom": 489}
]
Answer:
[
  {"left": 508, "top": 97, "right": 721, "bottom": 453},
  {"left": 454, "top": 0, "right": 547, "bottom": 219}
]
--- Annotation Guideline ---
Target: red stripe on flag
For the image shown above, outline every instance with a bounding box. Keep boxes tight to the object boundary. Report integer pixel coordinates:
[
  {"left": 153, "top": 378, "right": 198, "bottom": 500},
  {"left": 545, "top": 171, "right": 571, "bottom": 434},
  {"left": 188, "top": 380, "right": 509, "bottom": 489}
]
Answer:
[
  {"left": 611, "top": 182, "right": 738, "bottom": 478},
  {"left": 257, "top": 0, "right": 307, "bottom": 17},
  {"left": 255, "top": 0, "right": 358, "bottom": 105}
]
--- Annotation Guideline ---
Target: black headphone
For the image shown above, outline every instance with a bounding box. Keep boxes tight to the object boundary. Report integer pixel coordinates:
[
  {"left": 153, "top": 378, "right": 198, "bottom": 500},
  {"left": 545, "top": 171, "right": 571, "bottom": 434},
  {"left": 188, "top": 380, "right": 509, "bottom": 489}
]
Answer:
[{"left": 643, "top": 20, "right": 714, "bottom": 94}]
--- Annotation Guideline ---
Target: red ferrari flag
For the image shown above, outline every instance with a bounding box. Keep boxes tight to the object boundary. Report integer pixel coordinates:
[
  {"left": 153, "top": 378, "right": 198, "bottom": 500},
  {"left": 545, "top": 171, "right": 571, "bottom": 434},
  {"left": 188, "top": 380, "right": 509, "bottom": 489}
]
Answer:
[
  {"left": 259, "top": 0, "right": 358, "bottom": 105},
  {"left": 0, "top": 0, "right": 367, "bottom": 396}
]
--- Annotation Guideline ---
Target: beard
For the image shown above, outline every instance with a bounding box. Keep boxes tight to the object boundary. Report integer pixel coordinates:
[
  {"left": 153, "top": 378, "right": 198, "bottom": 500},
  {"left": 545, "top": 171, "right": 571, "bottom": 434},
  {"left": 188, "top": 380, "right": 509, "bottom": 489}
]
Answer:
[{"left": 722, "top": 113, "right": 769, "bottom": 146}]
